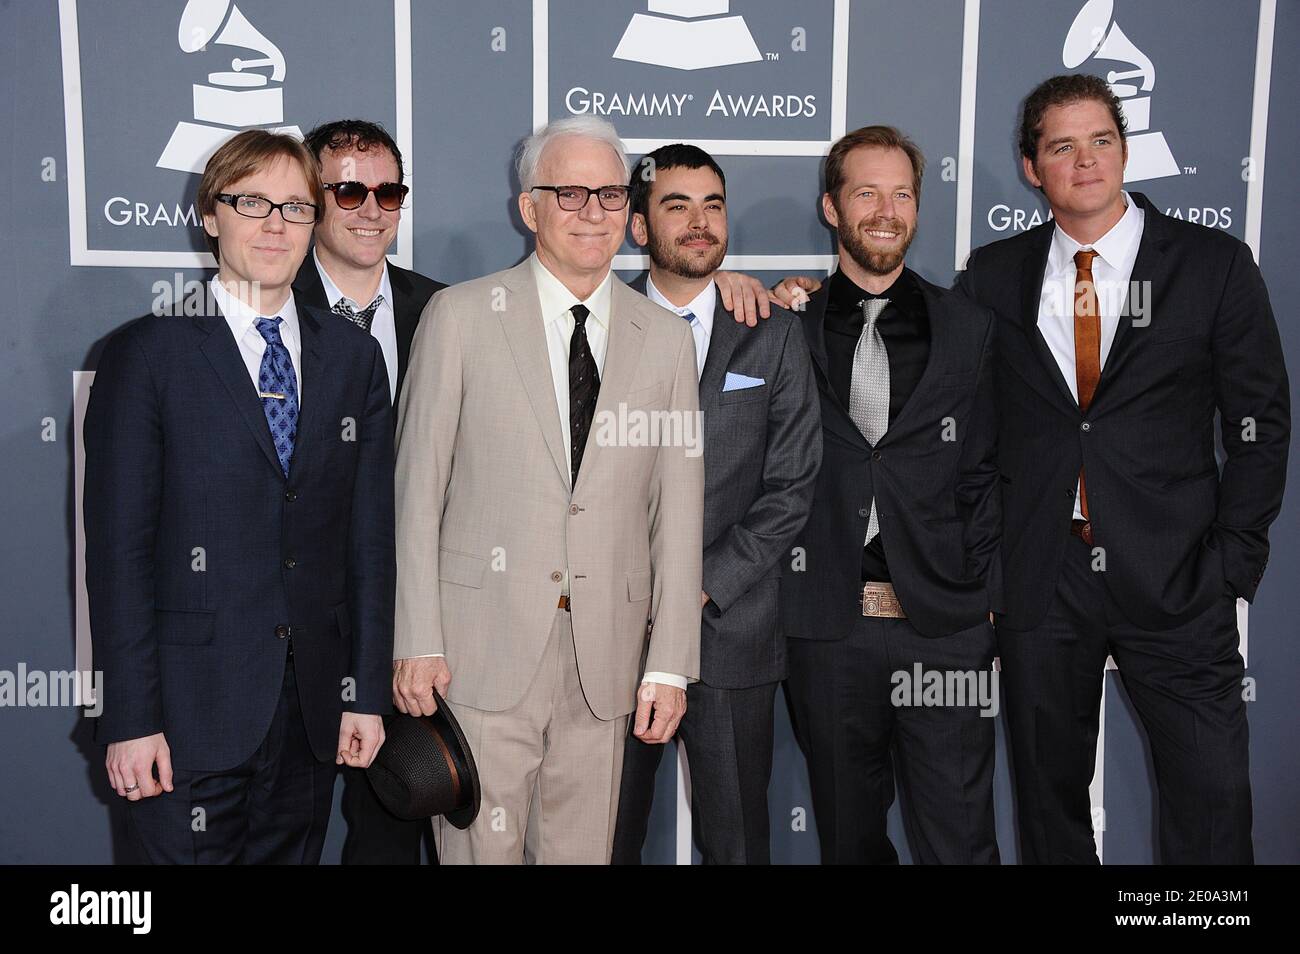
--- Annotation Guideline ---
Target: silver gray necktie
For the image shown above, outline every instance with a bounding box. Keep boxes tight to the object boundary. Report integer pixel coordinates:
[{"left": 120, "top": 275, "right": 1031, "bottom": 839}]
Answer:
[{"left": 848, "top": 297, "right": 890, "bottom": 544}]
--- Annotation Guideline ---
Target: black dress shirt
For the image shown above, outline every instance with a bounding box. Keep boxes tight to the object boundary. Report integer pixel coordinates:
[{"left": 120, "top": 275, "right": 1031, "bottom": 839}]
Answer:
[{"left": 822, "top": 267, "right": 931, "bottom": 581}]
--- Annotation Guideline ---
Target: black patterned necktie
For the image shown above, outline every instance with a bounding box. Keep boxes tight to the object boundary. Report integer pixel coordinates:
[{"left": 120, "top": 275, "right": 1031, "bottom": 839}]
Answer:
[
  {"left": 568, "top": 303, "right": 600, "bottom": 486},
  {"left": 331, "top": 293, "right": 385, "bottom": 332}
]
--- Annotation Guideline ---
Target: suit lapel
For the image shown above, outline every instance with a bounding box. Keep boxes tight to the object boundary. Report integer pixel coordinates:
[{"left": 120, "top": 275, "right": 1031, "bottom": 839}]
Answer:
[
  {"left": 800, "top": 283, "right": 833, "bottom": 388},
  {"left": 574, "top": 279, "right": 647, "bottom": 496},
  {"left": 388, "top": 264, "right": 421, "bottom": 399},
  {"left": 499, "top": 262, "right": 571, "bottom": 488},
  {"left": 698, "top": 286, "right": 738, "bottom": 406},
  {"left": 198, "top": 305, "right": 284, "bottom": 477},
  {"left": 877, "top": 278, "right": 943, "bottom": 447},
  {"left": 291, "top": 254, "right": 329, "bottom": 312},
  {"left": 288, "top": 306, "right": 327, "bottom": 477},
  {"left": 1017, "top": 225, "right": 1077, "bottom": 409},
  {"left": 800, "top": 283, "right": 869, "bottom": 450},
  {"left": 1092, "top": 192, "right": 1168, "bottom": 404}
]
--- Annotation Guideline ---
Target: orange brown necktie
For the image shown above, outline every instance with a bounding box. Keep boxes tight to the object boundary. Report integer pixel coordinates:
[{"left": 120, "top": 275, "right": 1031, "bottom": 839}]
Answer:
[{"left": 1073, "top": 249, "right": 1100, "bottom": 540}]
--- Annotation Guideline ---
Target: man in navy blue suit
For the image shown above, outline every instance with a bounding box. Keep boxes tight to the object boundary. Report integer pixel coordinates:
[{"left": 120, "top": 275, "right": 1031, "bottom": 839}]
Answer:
[{"left": 84, "top": 130, "right": 396, "bottom": 864}]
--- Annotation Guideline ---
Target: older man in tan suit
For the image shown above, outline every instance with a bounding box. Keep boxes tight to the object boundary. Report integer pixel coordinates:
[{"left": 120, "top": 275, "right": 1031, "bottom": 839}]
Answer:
[{"left": 391, "top": 116, "right": 704, "bottom": 864}]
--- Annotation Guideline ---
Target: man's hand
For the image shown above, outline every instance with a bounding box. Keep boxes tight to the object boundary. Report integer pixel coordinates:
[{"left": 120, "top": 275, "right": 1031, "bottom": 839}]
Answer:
[
  {"left": 337, "top": 713, "right": 385, "bottom": 768},
  {"left": 771, "top": 275, "right": 823, "bottom": 310},
  {"left": 715, "top": 271, "right": 772, "bottom": 326},
  {"left": 633, "top": 681, "right": 687, "bottom": 744},
  {"left": 106, "top": 733, "right": 173, "bottom": 801},
  {"left": 393, "top": 656, "right": 452, "bottom": 716}
]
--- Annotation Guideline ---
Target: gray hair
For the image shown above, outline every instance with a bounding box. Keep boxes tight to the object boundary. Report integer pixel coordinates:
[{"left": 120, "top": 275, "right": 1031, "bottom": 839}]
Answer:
[{"left": 516, "top": 116, "right": 630, "bottom": 192}]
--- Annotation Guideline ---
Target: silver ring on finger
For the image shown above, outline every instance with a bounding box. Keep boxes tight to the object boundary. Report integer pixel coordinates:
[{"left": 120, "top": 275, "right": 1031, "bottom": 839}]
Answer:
[{"left": 124, "top": 783, "right": 139, "bottom": 794}]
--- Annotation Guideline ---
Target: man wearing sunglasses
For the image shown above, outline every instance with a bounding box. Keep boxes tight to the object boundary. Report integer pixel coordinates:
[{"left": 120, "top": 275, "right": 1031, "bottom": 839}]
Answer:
[
  {"left": 295, "top": 120, "right": 445, "bottom": 407},
  {"left": 84, "top": 130, "right": 395, "bottom": 864},
  {"left": 293, "top": 119, "right": 446, "bottom": 866}
]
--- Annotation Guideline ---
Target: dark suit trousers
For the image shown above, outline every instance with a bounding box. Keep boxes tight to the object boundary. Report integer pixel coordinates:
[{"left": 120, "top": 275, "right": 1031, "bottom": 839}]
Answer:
[
  {"left": 998, "top": 533, "right": 1252, "bottom": 864},
  {"left": 613, "top": 680, "right": 776, "bottom": 865},
  {"left": 786, "top": 616, "right": 999, "bottom": 865},
  {"left": 340, "top": 766, "right": 429, "bottom": 864},
  {"left": 126, "top": 655, "right": 335, "bottom": 864}
]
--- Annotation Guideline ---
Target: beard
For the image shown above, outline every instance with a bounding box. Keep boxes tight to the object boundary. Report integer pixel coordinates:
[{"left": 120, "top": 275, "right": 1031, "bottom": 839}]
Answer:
[
  {"left": 646, "top": 226, "right": 728, "bottom": 280},
  {"left": 838, "top": 214, "right": 915, "bottom": 276}
]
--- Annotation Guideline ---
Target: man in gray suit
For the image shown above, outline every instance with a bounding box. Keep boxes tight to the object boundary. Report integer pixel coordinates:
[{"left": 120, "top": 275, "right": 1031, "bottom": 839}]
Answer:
[
  {"left": 392, "top": 118, "right": 704, "bottom": 864},
  {"left": 612, "top": 144, "right": 822, "bottom": 864}
]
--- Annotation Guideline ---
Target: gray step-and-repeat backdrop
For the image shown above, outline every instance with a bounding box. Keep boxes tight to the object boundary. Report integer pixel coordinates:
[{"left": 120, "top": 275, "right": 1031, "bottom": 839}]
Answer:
[{"left": 1, "top": 0, "right": 1295, "bottom": 864}]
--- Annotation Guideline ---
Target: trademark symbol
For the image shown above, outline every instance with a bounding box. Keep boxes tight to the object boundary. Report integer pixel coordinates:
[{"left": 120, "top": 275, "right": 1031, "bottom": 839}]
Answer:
[
  {"left": 766, "top": 51, "right": 780, "bottom": 61},
  {"left": 1183, "top": 166, "right": 1197, "bottom": 175}
]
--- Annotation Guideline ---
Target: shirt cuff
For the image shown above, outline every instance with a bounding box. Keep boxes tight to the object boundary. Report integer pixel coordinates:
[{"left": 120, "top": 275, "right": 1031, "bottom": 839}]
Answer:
[
  {"left": 397, "top": 653, "right": 444, "bottom": 659},
  {"left": 640, "top": 671, "right": 688, "bottom": 690}
]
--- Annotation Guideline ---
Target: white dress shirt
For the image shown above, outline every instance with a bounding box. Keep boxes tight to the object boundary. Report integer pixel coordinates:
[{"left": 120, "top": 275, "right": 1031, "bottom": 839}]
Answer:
[
  {"left": 530, "top": 253, "right": 686, "bottom": 692},
  {"left": 210, "top": 277, "right": 302, "bottom": 403},
  {"left": 314, "top": 248, "right": 399, "bottom": 405},
  {"left": 645, "top": 274, "right": 715, "bottom": 381},
  {"left": 531, "top": 253, "right": 613, "bottom": 480},
  {"left": 1037, "top": 191, "right": 1145, "bottom": 519}
]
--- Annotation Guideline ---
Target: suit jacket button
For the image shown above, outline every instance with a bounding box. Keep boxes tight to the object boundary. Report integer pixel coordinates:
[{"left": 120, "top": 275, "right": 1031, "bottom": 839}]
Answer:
[
  {"left": 569, "top": 504, "right": 580, "bottom": 515},
  {"left": 1080, "top": 421, "right": 1091, "bottom": 432},
  {"left": 551, "top": 571, "right": 563, "bottom": 583},
  {"left": 1066, "top": 488, "right": 1075, "bottom": 497},
  {"left": 274, "top": 625, "right": 289, "bottom": 639},
  {"left": 871, "top": 450, "right": 882, "bottom": 461},
  {"left": 858, "top": 508, "right": 869, "bottom": 518},
  {"left": 284, "top": 557, "right": 296, "bottom": 569},
  {"left": 285, "top": 490, "right": 297, "bottom": 502}
]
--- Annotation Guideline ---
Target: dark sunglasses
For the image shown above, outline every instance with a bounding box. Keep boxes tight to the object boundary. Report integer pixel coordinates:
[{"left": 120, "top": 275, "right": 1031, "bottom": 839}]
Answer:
[{"left": 323, "top": 181, "right": 410, "bottom": 212}]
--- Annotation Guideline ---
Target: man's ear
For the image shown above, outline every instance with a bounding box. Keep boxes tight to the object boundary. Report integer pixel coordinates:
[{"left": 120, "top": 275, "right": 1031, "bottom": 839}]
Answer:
[
  {"left": 821, "top": 192, "right": 839, "bottom": 228},
  {"left": 518, "top": 191, "right": 539, "bottom": 234},
  {"left": 202, "top": 212, "right": 219, "bottom": 241},
  {"left": 630, "top": 212, "right": 649, "bottom": 248},
  {"left": 1022, "top": 154, "right": 1043, "bottom": 190}
]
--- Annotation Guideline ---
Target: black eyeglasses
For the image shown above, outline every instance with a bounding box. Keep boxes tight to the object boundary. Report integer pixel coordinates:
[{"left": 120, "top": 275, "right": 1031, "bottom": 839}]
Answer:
[
  {"left": 217, "top": 193, "right": 318, "bottom": 224},
  {"left": 323, "top": 181, "right": 410, "bottom": 211},
  {"left": 532, "top": 184, "right": 630, "bottom": 212}
]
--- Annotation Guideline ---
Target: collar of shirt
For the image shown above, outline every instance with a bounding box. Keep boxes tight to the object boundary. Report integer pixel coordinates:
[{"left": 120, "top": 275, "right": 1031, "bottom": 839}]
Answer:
[
  {"left": 644, "top": 273, "right": 716, "bottom": 337},
  {"left": 530, "top": 252, "right": 613, "bottom": 346},
  {"left": 313, "top": 246, "right": 394, "bottom": 314},
  {"left": 1048, "top": 190, "right": 1145, "bottom": 276},
  {"left": 826, "top": 267, "right": 918, "bottom": 333},
  {"left": 209, "top": 276, "right": 301, "bottom": 355}
]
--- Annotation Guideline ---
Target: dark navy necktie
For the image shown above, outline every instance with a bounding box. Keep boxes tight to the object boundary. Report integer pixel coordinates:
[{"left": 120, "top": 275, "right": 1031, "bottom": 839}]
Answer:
[{"left": 256, "top": 317, "right": 299, "bottom": 477}]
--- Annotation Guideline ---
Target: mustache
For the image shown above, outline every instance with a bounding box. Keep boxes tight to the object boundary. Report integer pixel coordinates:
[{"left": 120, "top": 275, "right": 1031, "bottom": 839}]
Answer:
[
  {"left": 857, "top": 217, "right": 907, "bottom": 232},
  {"left": 677, "top": 230, "right": 720, "bottom": 246}
]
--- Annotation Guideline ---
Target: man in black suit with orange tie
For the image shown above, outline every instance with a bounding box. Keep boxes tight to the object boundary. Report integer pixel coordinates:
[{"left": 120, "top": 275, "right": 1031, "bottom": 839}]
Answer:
[
  {"left": 293, "top": 120, "right": 446, "bottom": 865},
  {"left": 85, "top": 130, "right": 394, "bottom": 864},
  {"left": 955, "top": 75, "right": 1289, "bottom": 864},
  {"left": 781, "top": 126, "right": 1002, "bottom": 864}
]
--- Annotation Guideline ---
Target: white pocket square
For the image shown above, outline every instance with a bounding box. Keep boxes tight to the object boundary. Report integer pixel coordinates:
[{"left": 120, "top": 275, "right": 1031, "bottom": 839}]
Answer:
[{"left": 723, "top": 372, "right": 765, "bottom": 392}]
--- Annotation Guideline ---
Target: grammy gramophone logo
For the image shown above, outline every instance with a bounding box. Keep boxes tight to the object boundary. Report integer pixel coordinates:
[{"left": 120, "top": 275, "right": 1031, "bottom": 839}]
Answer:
[
  {"left": 1062, "top": 0, "right": 1179, "bottom": 182},
  {"left": 614, "top": 0, "right": 762, "bottom": 71},
  {"left": 157, "top": 0, "right": 302, "bottom": 174}
]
